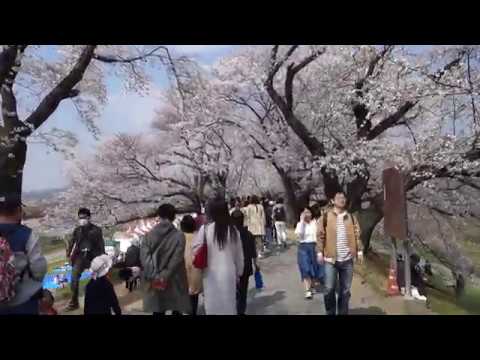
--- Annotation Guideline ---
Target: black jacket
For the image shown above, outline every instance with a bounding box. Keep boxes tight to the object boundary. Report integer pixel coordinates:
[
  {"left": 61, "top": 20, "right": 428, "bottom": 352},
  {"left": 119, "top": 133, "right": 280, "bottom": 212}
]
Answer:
[
  {"left": 238, "top": 226, "right": 257, "bottom": 277},
  {"left": 124, "top": 244, "right": 141, "bottom": 267},
  {"left": 264, "top": 205, "right": 273, "bottom": 228},
  {"left": 84, "top": 276, "right": 122, "bottom": 315},
  {"left": 67, "top": 223, "right": 105, "bottom": 262}
]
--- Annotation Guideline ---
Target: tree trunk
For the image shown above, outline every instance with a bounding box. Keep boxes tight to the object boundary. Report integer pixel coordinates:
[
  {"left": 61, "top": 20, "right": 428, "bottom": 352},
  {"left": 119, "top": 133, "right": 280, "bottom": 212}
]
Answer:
[
  {"left": 277, "top": 169, "right": 306, "bottom": 226},
  {"left": 0, "top": 130, "right": 27, "bottom": 199},
  {"left": 356, "top": 205, "right": 384, "bottom": 254}
]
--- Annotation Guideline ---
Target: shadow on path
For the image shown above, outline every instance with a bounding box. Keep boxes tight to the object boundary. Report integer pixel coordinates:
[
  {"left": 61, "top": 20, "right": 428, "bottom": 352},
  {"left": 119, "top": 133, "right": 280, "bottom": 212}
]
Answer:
[
  {"left": 349, "top": 306, "right": 387, "bottom": 315},
  {"left": 249, "top": 290, "right": 287, "bottom": 313}
]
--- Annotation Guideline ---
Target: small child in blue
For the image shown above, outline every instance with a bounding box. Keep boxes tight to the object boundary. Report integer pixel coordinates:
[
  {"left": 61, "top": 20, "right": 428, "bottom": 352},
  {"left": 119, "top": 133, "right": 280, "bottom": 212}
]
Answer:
[{"left": 84, "top": 255, "right": 121, "bottom": 315}]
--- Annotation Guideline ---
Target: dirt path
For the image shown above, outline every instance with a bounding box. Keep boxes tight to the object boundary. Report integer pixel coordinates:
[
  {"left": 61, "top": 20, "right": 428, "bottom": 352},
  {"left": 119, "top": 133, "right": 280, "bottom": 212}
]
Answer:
[{"left": 57, "top": 243, "right": 434, "bottom": 315}]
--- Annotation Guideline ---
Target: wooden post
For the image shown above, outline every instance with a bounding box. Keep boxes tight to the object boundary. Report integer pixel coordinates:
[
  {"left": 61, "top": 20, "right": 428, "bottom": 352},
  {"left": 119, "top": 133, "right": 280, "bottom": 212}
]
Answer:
[
  {"left": 383, "top": 167, "right": 410, "bottom": 298},
  {"left": 404, "top": 240, "right": 412, "bottom": 297},
  {"left": 390, "top": 236, "right": 397, "bottom": 272}
]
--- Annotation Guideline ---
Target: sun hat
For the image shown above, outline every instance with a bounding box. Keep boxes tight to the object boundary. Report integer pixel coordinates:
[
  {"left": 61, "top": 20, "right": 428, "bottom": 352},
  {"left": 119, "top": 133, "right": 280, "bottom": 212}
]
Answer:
[{"left": 89, "top": 254, "right": 113, "bottom": 280}]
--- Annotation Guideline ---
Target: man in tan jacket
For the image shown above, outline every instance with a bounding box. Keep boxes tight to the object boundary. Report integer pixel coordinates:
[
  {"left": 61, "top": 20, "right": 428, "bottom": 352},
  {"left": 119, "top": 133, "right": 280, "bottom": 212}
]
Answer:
[{"left": 317, "top": 191, "right": 362, "bottom": 315}]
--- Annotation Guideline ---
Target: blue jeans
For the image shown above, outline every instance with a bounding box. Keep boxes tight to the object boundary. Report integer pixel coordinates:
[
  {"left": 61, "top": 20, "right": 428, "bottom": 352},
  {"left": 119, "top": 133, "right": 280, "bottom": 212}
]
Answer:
[
  {"left": 324, "top": 259, "right": 353, "bottom": 315},
  {"left": 265, "top": 226, "right": 274, "bottom": 247}
]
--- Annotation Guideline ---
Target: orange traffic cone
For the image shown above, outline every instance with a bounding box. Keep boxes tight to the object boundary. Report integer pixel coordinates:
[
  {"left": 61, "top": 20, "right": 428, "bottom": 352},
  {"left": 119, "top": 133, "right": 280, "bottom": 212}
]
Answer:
[{"left": 387, "top": 266, "right": 400, "bottom": 296}]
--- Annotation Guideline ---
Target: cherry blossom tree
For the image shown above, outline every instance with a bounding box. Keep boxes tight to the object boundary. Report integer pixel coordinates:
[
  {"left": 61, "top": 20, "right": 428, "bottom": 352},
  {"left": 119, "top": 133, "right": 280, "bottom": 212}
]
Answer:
[
  {"left": 0, "top": 45, "right": 187, "bottom": 199},
  {"left": 39, "top": 45, "right": 480, "bottom": 284},
  {"left": 249, "top": 45, "right": 479, "bottom": 252},
  {"left": 46, "top": 61, "right": 244, "bottom": 226},
  {"left": 203, "top": 47, "right": 336, "bottom": 221}
]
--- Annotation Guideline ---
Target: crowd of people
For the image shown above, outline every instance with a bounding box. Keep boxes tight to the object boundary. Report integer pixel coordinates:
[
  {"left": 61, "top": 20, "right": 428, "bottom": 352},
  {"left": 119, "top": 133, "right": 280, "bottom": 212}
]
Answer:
[{"left": 0, "top": 189, "right": 378, "bottom": 316}]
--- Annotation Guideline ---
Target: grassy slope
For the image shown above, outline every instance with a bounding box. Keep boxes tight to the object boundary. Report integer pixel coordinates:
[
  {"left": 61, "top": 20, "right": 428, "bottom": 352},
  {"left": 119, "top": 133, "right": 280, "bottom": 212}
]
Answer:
[{"left": 361, "top": 248, "right": 480, "bottom": 315}]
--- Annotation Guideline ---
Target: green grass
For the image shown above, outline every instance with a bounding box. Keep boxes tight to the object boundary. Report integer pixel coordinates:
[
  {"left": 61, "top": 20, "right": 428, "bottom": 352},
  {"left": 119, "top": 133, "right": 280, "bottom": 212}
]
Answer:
[
  {"left": 460, "top": 239, "right": 480, "bottom": 268},
  {"left": 356, "top": 252, "right": 390, "bottom": 296},
  {"left": 359, "top": 249, "right": 480, "bottom": 315},
  {"left": 47, "top": 258, "right": 68, "bottom": 272},
  {"left": 39, "top": 235, "right": 67, "bottom": 255}
]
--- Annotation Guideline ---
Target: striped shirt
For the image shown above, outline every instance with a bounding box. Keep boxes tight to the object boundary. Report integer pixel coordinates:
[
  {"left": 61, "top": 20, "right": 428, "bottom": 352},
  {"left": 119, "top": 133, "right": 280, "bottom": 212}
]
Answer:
[{"left": 336, "top": 212, "right": 352, "bottom": 262}]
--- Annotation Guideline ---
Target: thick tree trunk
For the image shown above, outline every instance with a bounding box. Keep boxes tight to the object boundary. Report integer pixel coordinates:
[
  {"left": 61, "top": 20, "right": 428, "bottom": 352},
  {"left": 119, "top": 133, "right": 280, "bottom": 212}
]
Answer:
[
  {"left": 0, "top": 132, "right": 27, "bottom": 198},
  {"left": 283, "top": 179, "right": 300, "bottom": 226},
  {"left": 356, "top": 205, "right": 384, "bottom": 253},
  {"left": 276, "top": 168, "right": 309, "bottom": 226}
]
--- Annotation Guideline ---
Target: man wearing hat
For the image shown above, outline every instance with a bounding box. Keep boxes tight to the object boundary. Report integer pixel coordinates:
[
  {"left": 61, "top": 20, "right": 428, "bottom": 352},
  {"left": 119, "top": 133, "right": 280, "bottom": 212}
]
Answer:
[
  {"left": 65, "top": 208, "right": 105, "bottom": 312},
  {"left": 0, "top": 193, "right": 47, "bottom": 315}
]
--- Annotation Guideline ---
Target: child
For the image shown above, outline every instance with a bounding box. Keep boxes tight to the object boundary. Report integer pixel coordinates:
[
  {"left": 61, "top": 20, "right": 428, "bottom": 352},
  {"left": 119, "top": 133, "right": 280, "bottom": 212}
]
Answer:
[
  {"left": 84, "top": 255, "right": 122, "bottom": 315},
  {"left": 39, "top": 289, "right": 58, "bottom": 315}
]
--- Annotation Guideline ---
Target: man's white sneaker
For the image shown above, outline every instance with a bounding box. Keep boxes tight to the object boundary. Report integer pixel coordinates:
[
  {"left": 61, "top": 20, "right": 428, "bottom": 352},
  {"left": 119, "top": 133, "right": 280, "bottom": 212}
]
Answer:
[
  {"left": 412, "top": 287, "right": 427, "bottom": 301},
  {"left": 305, "top": 290, "right": 313, "bottom": 299}
]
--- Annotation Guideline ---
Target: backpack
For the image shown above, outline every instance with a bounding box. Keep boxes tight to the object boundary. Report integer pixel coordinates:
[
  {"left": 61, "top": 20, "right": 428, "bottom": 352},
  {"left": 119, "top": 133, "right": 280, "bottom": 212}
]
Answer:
[
  {"left": 273, "top": 206, "right": 286, "bottom": 222},
  {"left": 142, "top": 227, "right": 176, "bottom": 281},
  {"left": 230, "top": 209, "right": 243, "bottom": 220},
  {"left": 124, "top": 244, "right": 141, "bottom": 268},
  {"left": 0, "top": 233, "right": 17, "bottom": 303},
  {"left": 0, "top": 226, "right": 35, "bottom": 304}
]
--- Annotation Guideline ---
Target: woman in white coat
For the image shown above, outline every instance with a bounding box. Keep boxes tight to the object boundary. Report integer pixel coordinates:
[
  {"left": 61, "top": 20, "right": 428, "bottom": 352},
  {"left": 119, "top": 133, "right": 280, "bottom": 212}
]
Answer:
[
  {"left": 192, "top": 197, "right": 244, "bottom": 315},
  {"left": 245, "top": 195, "right": 266, "bottom": 258}
]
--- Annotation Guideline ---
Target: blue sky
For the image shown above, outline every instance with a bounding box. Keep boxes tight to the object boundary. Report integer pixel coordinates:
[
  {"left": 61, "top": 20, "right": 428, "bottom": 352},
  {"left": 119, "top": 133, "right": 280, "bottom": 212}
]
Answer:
[{"left": 23, "top": 45, "right": 238, "bottom": 192}]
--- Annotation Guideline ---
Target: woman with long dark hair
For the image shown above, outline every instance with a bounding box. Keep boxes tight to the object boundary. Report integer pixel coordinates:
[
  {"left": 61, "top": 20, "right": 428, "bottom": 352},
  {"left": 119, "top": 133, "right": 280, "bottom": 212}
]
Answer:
[{"left": 192, "top": 197, "right": 244, "bottom": 315}]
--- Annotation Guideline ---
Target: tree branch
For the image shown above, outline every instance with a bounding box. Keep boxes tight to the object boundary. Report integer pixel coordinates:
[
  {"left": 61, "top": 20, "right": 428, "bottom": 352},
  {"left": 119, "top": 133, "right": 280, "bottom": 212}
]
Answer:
[
  {"left": 357, "top": 47, "right": 466, "bottom": 140},
  {"left": 1, "top": 46, "right": 27, "bottom": 132},
  {"left": 285, "top": 48, "right": 326, "bottom": 110},
  {"left": 365, "top": 101, "right": 417, "bottom": 140},
  {"left": 24, "top": 45, "right": 97, "bottom": 135},
  {"left": 0, "top": 45, "right": 21, "bottom": 88},
  {"left": 93, "top": 46, "right": 168, "bottom": 64},
  {"left": 264, "top": 46, "right": 326, "bottom": 157},
  {"left": 355, "top": 45, "right": 394, "bottom": 93}
]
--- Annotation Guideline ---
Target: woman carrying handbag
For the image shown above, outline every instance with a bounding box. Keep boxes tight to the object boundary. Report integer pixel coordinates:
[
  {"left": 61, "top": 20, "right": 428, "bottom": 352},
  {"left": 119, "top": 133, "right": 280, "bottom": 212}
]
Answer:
[{"left": 192, "top": 197, "right": 244, "bottom": 315}]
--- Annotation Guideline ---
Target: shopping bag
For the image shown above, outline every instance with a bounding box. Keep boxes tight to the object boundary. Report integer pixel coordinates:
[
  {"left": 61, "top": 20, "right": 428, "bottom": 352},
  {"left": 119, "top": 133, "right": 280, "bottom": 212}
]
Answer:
[{"left": 254, "top": 270, "right": 264, "bottom": 289}]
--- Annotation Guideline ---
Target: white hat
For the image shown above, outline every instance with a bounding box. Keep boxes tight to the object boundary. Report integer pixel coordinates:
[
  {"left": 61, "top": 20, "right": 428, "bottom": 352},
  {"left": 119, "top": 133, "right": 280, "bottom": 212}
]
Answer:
[{"left": 89, "top": 255, "right": 113, "bottom": 280}]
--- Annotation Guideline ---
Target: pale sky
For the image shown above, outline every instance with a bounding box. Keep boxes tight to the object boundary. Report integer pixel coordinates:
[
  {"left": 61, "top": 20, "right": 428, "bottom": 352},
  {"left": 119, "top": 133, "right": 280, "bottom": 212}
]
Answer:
[{"left": 23, "top": 45, "right": 238, "bottom": 192}]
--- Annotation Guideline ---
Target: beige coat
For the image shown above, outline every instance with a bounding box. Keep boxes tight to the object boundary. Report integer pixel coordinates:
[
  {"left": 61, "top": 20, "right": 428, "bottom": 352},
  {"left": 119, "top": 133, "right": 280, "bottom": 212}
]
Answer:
[
  {"left": 184, "top": 232, "right": 202, "bottom": 295},
  {"left": 245, "top": 204, "right": 266, "bottom": 236},
  {"left": 316, "top": 210, "right": 362, "bottom": 262}
]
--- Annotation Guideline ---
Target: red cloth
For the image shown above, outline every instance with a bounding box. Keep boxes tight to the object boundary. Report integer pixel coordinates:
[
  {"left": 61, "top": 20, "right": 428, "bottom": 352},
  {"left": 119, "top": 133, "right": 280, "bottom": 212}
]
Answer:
[{"left": 40, "top": 306, "right": 58, "bottom": 315}]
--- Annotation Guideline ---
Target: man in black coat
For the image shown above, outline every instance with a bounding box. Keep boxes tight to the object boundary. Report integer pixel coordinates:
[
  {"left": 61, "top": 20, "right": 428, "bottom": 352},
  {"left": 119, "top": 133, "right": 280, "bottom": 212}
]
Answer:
[
  {"left": 231, "top": 209, "right": 258, "bottom": 315},
  {"left": 65, "top": 208, "right": 105, "bottom": 312}
]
